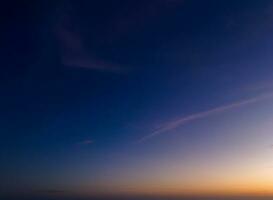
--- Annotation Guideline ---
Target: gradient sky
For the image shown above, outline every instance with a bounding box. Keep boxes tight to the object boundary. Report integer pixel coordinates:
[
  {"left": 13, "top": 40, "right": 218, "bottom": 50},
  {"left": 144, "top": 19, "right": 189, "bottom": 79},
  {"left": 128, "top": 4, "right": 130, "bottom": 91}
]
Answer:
[{"left": 1, "top": 0, "right": 273, "bottom": 198}]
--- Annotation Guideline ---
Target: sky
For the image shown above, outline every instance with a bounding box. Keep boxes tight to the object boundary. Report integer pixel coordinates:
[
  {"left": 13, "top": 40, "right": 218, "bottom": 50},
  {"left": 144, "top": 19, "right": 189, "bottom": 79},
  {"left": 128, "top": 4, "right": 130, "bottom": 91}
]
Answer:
[{"left": 1, "top": 0, "right": 273, "bottom": 199}]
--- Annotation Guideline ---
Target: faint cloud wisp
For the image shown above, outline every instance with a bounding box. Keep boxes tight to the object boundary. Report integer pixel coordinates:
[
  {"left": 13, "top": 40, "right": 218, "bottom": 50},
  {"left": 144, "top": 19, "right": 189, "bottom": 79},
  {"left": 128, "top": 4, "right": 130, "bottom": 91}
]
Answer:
[
  {"left": 138, "top": 92, "right": 273, "bottom": 143},
  {"left": 56, "top": 27, "right": 123, "bottom": 72},
  {"left": 55, "top": 5, "right": 124, "bottom": 73},
  {"left": 78, "top": 140, "right": 94, "bottom": 145}
]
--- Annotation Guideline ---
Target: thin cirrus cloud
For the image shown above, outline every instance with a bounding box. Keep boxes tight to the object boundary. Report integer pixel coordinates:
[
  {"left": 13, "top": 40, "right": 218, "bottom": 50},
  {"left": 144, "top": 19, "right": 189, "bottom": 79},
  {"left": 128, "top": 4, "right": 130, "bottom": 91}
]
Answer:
[
  {"left": 137, "top": 92, "right": 273, "bottom": 143},
  {"left": 78, "top": 140, "right": 94, "bottom": 145},
  {"left": 56, "top": 25, "right": 123, "bottom": 73},
  {"left": 54, "top": 0, "right": 186, "bottom": 73},
  {"left": 55, "top": 10, "right": 123, "bottom": 73}
]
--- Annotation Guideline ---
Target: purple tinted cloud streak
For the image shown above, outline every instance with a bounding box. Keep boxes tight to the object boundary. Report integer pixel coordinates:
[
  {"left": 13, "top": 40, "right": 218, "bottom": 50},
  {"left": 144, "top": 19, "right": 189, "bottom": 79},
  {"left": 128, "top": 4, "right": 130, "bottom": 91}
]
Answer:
[
  {"left": 78, "top": 140, "right": 94, "bottom": 145},
  {"left": 58, "top": 28, "right": 123, "bottom": 72},
  {"left": 138, "top": 92, "right": 273, "bottom": 143}
]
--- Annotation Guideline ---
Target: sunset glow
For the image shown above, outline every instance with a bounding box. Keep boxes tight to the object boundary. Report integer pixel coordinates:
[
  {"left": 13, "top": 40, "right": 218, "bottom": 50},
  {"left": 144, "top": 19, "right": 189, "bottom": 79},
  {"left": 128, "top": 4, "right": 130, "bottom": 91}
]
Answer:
[{"left": 1, "top": 1, "right": 273, "bottom": 200}]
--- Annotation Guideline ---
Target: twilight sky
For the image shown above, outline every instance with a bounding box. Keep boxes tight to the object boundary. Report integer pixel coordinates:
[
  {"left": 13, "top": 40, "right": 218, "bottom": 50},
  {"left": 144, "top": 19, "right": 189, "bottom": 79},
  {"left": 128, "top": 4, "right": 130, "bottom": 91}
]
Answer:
[{"left": 1, "top": 0, "right": 273, "bottom": 198}]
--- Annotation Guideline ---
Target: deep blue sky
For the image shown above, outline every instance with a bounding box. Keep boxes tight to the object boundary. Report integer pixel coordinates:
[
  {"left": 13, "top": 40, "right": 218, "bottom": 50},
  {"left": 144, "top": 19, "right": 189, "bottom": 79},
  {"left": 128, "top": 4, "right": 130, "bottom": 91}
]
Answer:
[{"left": 1, "top": 0, "right": 273, "bottom": 198}]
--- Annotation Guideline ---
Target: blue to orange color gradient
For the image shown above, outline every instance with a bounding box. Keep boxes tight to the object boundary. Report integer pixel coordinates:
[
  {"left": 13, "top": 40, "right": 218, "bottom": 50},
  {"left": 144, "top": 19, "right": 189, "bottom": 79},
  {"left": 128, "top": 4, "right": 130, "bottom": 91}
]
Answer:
[{"left": 1, "top": 0, "right": 273, "bottom": 199}]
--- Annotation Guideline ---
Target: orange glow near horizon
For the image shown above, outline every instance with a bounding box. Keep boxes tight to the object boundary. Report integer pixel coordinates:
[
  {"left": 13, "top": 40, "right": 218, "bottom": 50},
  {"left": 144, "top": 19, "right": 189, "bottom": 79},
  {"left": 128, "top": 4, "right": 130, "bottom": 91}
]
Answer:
[{"left": 80, "top": 170, "right": 273, "bottom": 197}]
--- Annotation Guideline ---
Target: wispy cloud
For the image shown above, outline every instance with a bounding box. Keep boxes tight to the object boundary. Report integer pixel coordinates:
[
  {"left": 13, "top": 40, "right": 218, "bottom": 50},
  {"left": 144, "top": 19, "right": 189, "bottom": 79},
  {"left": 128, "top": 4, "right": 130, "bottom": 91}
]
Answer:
[
  {"left": 78, "top": 140, "right": 94, "bottom": 145},
  {"left": 56, "top": 27, "right": 124, "bottom": 73},
  {"left": 55, "top": 5, "right": 125, "bottom": 73},
  {"left": 137, "top": 92, "right": 273, "bottom": 143}
]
